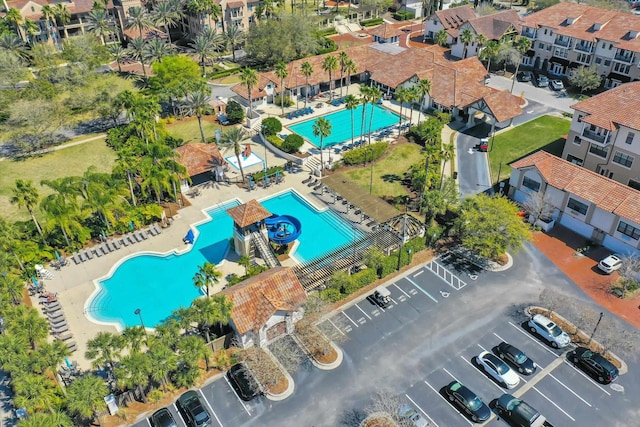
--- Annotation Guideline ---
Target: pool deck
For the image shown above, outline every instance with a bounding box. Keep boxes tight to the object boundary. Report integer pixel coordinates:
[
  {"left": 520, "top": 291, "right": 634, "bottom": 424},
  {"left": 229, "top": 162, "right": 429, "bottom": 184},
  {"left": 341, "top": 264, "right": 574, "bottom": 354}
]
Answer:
[{"left": 36, "top": 163, "right": 372, "bottom": 369}]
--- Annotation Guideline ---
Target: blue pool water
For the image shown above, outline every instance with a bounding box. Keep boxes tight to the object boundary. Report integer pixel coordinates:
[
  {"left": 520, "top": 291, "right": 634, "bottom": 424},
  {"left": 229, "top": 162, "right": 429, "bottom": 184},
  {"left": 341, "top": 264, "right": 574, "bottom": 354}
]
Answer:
[
  {"left": 87, "top": 191, "right": 361, "bottom": 329},
  {"left": 288, "top": 104, "right": 401, "bottom": 148}
]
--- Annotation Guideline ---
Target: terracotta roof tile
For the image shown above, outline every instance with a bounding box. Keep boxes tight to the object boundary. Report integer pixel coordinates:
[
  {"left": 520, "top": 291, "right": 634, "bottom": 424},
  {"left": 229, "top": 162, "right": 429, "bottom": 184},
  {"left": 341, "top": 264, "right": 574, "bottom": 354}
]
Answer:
[
  {"left": 433, "top": 6, "right": 477, "bottom": 31},
  {"left": 367, "top": 23, "right": 404, "bottom": 39},
  {"left": 5, "top": 0, "right": 115, "bottom": 20},
  {"left": 571, "top": 81, "right": 640, "bottom": 131},
  {"left": 481, "top": 89, "right": 526, "bottom": 123},
  {"left": 221, "top": 267, "right": 307, "bottom": 334},
  {"left": 174, "top": 143, "right": 226, "bottom": 177},
  {"left": 510, "top": 151, "right": 640, "bottom": 224},
  {"left": 226, "top": 200, "right": 272, "bottom": 228},
  {"left": 467, "top": 9, "right": 522, "bottom": 40}
]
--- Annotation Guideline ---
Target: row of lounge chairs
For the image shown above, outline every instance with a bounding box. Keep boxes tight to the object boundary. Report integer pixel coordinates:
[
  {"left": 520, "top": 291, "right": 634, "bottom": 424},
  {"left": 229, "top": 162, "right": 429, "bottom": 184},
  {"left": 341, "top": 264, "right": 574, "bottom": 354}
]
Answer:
[
  {"left": 330, "top": 194, "right": 378, "bottom": 228},
  {"left": 333, "top": 139, "right": 366, "bottom": 154},
  {"left": 286, "top": 107, "right": 314, "bottom": 119},
  {"left": 39, "top": 296, "right": 77, "bottom": 352},
  {"left": 71, "top": 224, "right": 163, "bottom": 265}
]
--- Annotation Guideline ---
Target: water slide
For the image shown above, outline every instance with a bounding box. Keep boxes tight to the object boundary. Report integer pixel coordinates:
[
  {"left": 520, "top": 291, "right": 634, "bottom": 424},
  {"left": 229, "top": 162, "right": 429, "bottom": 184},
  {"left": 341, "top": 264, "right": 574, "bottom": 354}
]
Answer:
[{"left": 264, "top": 214, "right": 302, "bottom": 245}]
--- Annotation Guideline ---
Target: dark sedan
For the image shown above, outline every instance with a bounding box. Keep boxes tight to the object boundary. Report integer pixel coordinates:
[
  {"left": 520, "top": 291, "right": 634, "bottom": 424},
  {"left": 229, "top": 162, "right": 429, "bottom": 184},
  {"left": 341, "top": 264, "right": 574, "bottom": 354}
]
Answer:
[
  {"left": 444, "top": 381, "right": 491, "bottom": 423},
  {"left": 496, "top": 342, "right": 537, "bottom": 375},
  {"left": 568, "top": 347, "right": 619, "bottom": 384},
  {"left": 227, "top": 363, "right": 261, "bottom": 401},
  {"left": 150, "top": 408, "right": 177, "bottom": 427},
  {"left": 518, "top": 71, "right": 533, "bottom": 82}
]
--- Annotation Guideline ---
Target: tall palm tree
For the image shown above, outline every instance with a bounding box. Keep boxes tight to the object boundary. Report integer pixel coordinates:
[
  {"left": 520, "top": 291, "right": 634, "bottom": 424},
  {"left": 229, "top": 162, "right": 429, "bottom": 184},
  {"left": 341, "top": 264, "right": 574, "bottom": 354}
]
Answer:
[
  {"left": 415, "top": 79, "right": 431, "bottom": 126},
  {"left": 406, "top": 86, "right": 420, "bottom": 127},
  {"left": 192, "top": 262, "right": 222, "bottom": 298},
  {"left": 480, "top": 40, "right": 500, "bottom": 73},
  {"left": 475, "top": 33, "right": 487, "bottom": 53},
  {"left": 115, "top": 351, "right": 151, "bottom": 403},
  {"left": 85, "top": 331, "right": 125, "bottom": 376},
  {"left": 184, "top": 89, "right": 211, "bottom": 143},
  {"left": 127, "top": 37, "right": 148, "bottom": 77},
  {"left": 344, "top": 59, "right": 357, "bottom": 95},
  {"left": 274, "top": 61, "right": 289, "bottom": 116},
  {"left": 220, "top": 127, "right": 248, "bottom": 182},
  {"left": 126, "top": 6, "right": 152, "bottom": 38},
  {"left": 9, "top": 307, "right": 48, "bottom": 350},
  {"left": 139, "top": 158, "right": 172, "bottom": 204},
  {"left": 143, "top": 38, "right": 173, "bottom": 65},
  {"left": 177, "top": 334, "right": 212, "bottom": 371},
  {"left": 394, "top": 86, "right": 409, "bottom": 130},
  {"left": 367, "top": 86, "right": 382, "bottom": 144},
  {"left": 510, "top": 37, "right": 532, "bottom": 93},
  {"left": 338, "top": 51, "right": 349, "bottom": 97},
  {"left": 223, "top": 25, "right": 244, "bottom": 61},
  {"left": 66, "top": 375, "right": 109, "bottom": 427},
  {"left": 312, "top": 117, "right": 332, "bottom": 176},
  {"left": 5, "top": 8, "right": 25, "bottom": 41},
  {"left": 359, "top": 85, "right": 372, "bottom": 142},
  {"left": 148, "top": 339, "right": 178, "bottom": 392},
  {"left": 40, "top": 5, "right": 58, "bottom": 47},
  {"left": 152, "top": 1, "right": 182, "bottom": 44},
  {"left": 0, "top": 218, "right": 26, "bottom": 271},
  {"left": 322, "top": 54, "right": 339, "bottom": 100},
  {"left": 22, "top": 19, "right": 39, "bottom": 44},
  {"left": 86, "top": 8, "right": 116, "bottom": 45},
  {"left": 239, "top": 67, "right": 258, "bottom": 121},
  {"left": 53, "top": 4, "right": 71, "bottom": 39},
  {"left": 434, "top": 29, "right": 448, "bottom": 47},
  {"left": 440, "top": 142, "right": 455, "bottom": 189},
  {"left": 344, "top": 94, "right": 358, "bottom": 146},
  {"left": 460, "top": 28, "right": 474, "bottom": 59},
  {"left": 301, "top": 61, "right": 313, "bottom": 108},
  {"left": 40, "top": 193, "right": 86, "bottom": 247},
  {"left": 191, "top": 34, "right": 215, "bottom": 77},
  {"left": 238, "top": 255, "right": 251, "bottom": 275},
  {"left": 10, "top": 180, "right": 46, "bottom": 245},
  {"left": 1, "top": 273, "right": 24, "bottom": 305},
  {"left": 188, "top": 294, "right": 233, "bottom": 343},
  {"left": 113, "top": 148, "right": 140, "bottom": 206},
  {"left": 13, "top": 374, "right": 57, "bottom": 414},
  {"left": 36, "top": 340, "right": 71, "bottom": 395},
  {"left": 17, "top": 412, "right": 73, "bottom": 427},
  {"left": 122, "top": 326, "right": 147, "bottom": 353},
  {"left": 107, "top": 43, "right": 126, "bottom": 72},
  {"left": 80, "top": 168, "right": 125, "bottom": 231}
]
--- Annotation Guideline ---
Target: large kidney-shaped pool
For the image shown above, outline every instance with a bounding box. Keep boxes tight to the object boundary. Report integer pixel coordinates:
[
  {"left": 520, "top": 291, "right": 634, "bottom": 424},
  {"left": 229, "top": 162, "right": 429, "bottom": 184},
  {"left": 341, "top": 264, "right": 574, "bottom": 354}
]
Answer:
[{"left": 86, "top": 190, "right": 362, "bottom": 329}]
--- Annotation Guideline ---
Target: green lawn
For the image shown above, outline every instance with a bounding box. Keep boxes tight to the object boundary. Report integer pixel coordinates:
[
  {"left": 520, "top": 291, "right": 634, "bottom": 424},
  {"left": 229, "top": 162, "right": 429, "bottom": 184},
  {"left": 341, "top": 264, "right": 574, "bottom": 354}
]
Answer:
[
  {"left": 489, "top": 115, "right": 570, "bottom": 184},
  {"left": 340, "top": 142, "right": 423, "bottom": 197},
  {"left": 166, "top": 116, "right": 229, "bottom": 144},
  {"left": 0, "top": 138, "right": 115, "bottom": 222}
]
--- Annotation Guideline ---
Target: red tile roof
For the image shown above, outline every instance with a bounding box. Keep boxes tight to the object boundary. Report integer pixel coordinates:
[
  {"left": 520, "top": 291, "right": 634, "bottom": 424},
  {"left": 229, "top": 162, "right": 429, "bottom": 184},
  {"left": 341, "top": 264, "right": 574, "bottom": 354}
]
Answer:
[
  {"left": 226, "top": 200, "right": 272, "bottom": 228},
  {"left": 231, "top": 74, "right": 277, "bottom": 100},
  {"left": 467, "top": 9, "right": 522, "bottom": 40},
  {"left": 5, "top": 0, "right": 115, "bottom": 20},
  {"left": 221, "top": 267, "right": 307, "bottom": 334},
  {"left": 433, "top": 6, "right": 477, "bottom": 31},
  {"left": 571, "top": 81, "right": 640, "bottom": 131},
  {"left": 174, "top": 143, "right": 226, "bottom": 177},
  {"left": 367, "top": 23, "right": 404, "bottom": 39},
  {"left": 510, "top": 151, "right": 640, "bottom": 224}
]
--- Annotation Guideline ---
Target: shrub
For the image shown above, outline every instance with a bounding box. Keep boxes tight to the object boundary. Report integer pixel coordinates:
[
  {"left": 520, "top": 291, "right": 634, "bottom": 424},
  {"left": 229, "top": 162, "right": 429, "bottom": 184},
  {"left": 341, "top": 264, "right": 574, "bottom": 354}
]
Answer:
[
  {"left": 266, "top": 134, "right": 284, "bottom": 149},
  {"left": 320, "top": 288, "right": 342, "bottom": 302},
  {"left": 252, "top": 166, "right": 284, "bottom": 181},
  {"left": 261, "top": 117, "right": 282, "bottom": 136},
  {"left": 348, "top": 268, "right": 377, "bottom": 292},
  {"left": 360, "top": 18, "right": 383, "bottom": 27},
  {"left": 316, "top": 27, "right": 338, "bottom": 37},
  {"left": 274, "top": 95, "right": 293, "bottom": 108},
  {"left": 394, "top": 10, "right": 415, "bottom": 20},
  {"left": 282, "top": 134, "right": 304, "bottom": 153},
  {"left": 342, "top": 142, "right": 389, "bottom": 165},
  {"left": 317, "top": 37, "right": 338, "bottom": 55},
  {"left": 207, "top": 67, "right": 241, "bottom": 79},
  {"left": 225, "top": 100, "right": 244, "bottom": 124}
]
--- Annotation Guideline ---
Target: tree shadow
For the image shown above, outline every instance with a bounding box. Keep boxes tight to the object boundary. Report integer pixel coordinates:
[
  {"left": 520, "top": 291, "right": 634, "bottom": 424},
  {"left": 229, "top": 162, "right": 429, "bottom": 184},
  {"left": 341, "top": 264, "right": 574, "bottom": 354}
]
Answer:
[
  {"left": 381, "top": 174, "right": 401, "bottom": 183},
  {"left": 338, "top": 408, "right": 367, "bottom": 427}
]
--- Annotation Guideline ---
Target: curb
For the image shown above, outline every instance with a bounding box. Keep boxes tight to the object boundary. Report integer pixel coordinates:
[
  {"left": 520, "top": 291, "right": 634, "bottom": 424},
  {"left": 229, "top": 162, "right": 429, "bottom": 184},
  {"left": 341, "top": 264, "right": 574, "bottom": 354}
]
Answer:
[
  {"left": 486, "top": 252, "right": 514, "bottom": 272},
  {"left": 293, "top": 332, "right": 343, "bottom": 370},
  {"left": 262, "top": 347, "right": 295, "bottom": 401}
]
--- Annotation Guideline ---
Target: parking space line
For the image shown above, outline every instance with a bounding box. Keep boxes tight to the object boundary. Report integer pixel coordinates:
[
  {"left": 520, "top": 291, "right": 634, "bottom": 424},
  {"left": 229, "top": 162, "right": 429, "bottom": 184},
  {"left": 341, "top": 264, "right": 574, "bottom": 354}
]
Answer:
[
  {"left": 531, "top": 386, "right": 576, "bottom": 421},
  {"left": 391, "top": 297, "right": 398, "bottom": 305},
  {"left": 507, "top": 321, "right": 559, "bottom": 356},
  {"left": 442, "top": 367, "right": 459, "bottom": 382},
  {"left": 548, "top": 373, "right": 592, "bottom": 407},
  {"left": 355, "top": 303, "right": 372, "bottom": 320},
  {"left": 173, "top": 403, "right": 187, "bottom": 426},
  {"left": 459, "top": 355, "right": 506, "bottom": 393},
  {"left": 394, "top": 283, "right": 411, "bottom": 298},
  {"left": 413, "top": 270, "right": 424, "bottom": 277},
  {"left": 405, "top": 277, "right": 438, "bottom": 303},
  {"left": 342, "top": 311, "right": 359, "bottom": 328},
  {"left": 405, "top": 393, "right": 440, "bottom": 427},
  {"left": 562, "top": 360, "right": 611, "bottom": 396},
  {"left": 145, "top": 418, "right": 151, "bottom": 427},
  {"left": 493, "top": 331, "right": 549, "bottom": 370},
  {"left": 327, "top": 318, "right": 346, "bottom": 336},
  {"left": 223, "top": 375, "right": 252, "bottom": 416},
  {"left": 423, "top": 380, "right": 473, "bottom": 426},
  {"left": 198, "top": 389, "right": 224, "bottom": 427}
]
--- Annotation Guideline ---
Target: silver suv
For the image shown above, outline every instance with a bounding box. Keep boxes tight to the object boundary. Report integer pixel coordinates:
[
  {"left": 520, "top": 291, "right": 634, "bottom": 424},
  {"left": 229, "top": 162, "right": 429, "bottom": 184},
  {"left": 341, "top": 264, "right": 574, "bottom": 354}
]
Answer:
[{"left": 527, "top": 314, "right": 570, "bottom": 348}]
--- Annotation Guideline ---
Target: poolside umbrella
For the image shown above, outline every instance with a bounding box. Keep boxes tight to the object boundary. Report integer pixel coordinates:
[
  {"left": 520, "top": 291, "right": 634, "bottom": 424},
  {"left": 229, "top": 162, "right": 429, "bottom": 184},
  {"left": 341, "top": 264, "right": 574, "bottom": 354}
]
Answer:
[
  {"left": 248, "top": 176, "right": 254, "bottom": 190},
  {"left": 276, "top": 170, "right": 281, "bottom": 180},
  {"left": 129, "top": 220, "right": 135, "bottom": 231},
  {"left": 184, "top": 229, "right": 195, "bottom": 244},
  {"left": 55, "top": 250, "right": 61, "bottom": 260},
  {"left": 32, "top": 276, "right": 39, "bottom": 287},
  {"left": 101, "top": 230, "right": 107, "bottom": 241},
  {"left": 65, "top": 358, "right": 72, "bottom": 368}
]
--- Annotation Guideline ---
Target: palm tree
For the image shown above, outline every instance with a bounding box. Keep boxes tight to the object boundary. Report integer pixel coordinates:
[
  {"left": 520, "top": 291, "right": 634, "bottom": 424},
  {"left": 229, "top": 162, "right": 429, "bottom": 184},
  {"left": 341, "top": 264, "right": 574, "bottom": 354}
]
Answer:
[
  {"left": 220, "top": 127, "right": 248, "bottom": 182},
  {"left": 107, "top": 43, "right": 126, "bottom": 72},
  {"left": 85, "top": 331, "right": 124, "bottom": 377},
  {"left": 301, "top": 61, "right": 313, "bottom": 108},
  {"left": 192, "top": 262, "right": 222, "bottom": 298},
  {"left": 322, "top": 55, "right": 339, "bottom": 100},
  {"left": 434, "top": 29, "right": 448, "bottom": 47},
  {"left": 53, "top": 4, "right": 71, "bottom": 39},
  {"left": 394, "top": 86, "right": 409, "bottom": 130},
  {"left": 359, "top": 85, "right": 372, "bottom": 142},
  {"left": 475, "top": 33, "right": 487, "bottom": 53},
  {"left": 460, "top": 28, "right": 474, "bottom": 59},
  {"left": 406, "top": 86, "right": 420, "bottom": 128},
  {"left": 177, "top": 334, "right": 212, "bottom": 371},
  {"left": 152, "top": 1, "right": 182, "bottom": 44},
  {"left": 86, "top": 8, "right": 115, "bottom": 45},
  {"left": 66, "top": 375, "right": 109, "bottom": 427},
  {"left": 22, "top": 19, "right": 38, "bottom": 44},
  {"left": 274, "top": 61, "right": 289, "bottom": 116},
  {"left": 510, "top": 37, "right": 532, "bottom": 93},
  {"left": 17, "top": 412, "right": 73, "bottom": 427},
  {"left": 440, "top": 142, "right": 455, "bottom": 189},
  {"left": 122, "top": 326, "right": 147, "bottom": 353},
  {"left": 126, "top": 6, "right": 152, "bottom": 38},
  {"left": 10, "top": 180, "right": 46, "bottom": 245},
  {"left": 367, "top": 86, "right": 382, "bottom": 144},
  {"left": 415, "top": 79, "right": 431, "bottom": 126},
  {"left": 148, "top": 339, "right": 178, "bottom": 392},
  {"left": 139, "top": 158, "right": 172, "bottom": 204},
  {"left": 338, "top": 51, "right": 349, "bottom": 97},
  {"left": 113, "top": 148, "right": 140, "bottom": 206},
  {"left": 480, "top": 40, "right": 500, "bottom": 73},
  {"left": 80, "top": 168, "right": 125, "bottom": 231},
  {"left": 238, "top": 255, "right": 251, "bottom": 275},
  {"left": 184, "top": 89, "right": 211, "bottom": 143},
  {"left": 344, "top": 59, "right": 357, "bottom": 95},
  {"left": 188, "top": 294, "right": 233, "bottom": 343},
  {"left": 13, "top": 374, "right": 57, "bottom": 414},
  {"left": 127, "top": 37, "right": 148, "bottom": 77},
  {"left": 155, "top": 318, "right": 181, "bottom": 350},
  {"left": 9, "top": 306, "right": 47, "bottom": 351},
  {"left": 116, "top": 352, "right": 152, "bottom": 403},
  {"left": 191, "top": 34, "right": 215, "bottom": 77},
  {"left": 0, "top": 218, "right": 26, "bottom": 271},
  {"left": 312, "top": 117, "right": 332, "bottom": 176},
  {"left": 344, "top": 95, "right": 358, "bottom": 146},
  {"left": 40, "top": 193, "right": 86, "bottom": 247},
  {"left": 239, "top": 67, "right": 258, "bottom": 122},
  {"left": 143, "top": 38, "right": 172, "bottom": 65},
  {"left": 40, "top": 5, "right": 57, "bottom": 47},
  {"left": 0, "top": 33, "right": 28, "bottom": 60},
  {"left": 223, "top": 25, "right": 244, "bottom": 61},
  {"left": 1, "top": 273, "right": 24, "bottom": 305},
  {"left": 5, "top": 8, "right": 25, "bottom": 41},
  {"left": 36, "top": 340, "right": 71, "bottom": 394}
]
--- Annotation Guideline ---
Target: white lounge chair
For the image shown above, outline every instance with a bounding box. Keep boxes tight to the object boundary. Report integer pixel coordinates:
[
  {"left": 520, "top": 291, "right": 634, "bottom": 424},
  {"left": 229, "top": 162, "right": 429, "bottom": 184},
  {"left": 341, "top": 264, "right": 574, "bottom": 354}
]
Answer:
[
  {"left": 51, "top": 324, "right": 69, "bottom": 334},
  {"left": 55, "top": 332, "right": 74, "bottom": 341},
  {"left": 66, "top": 341, "right": 77, "bottom": 352},
  {"left": 121, "top": 237, "right": 130, "bottom": 247},
  {"left": 84, "top": 249, "right": 94, "bottom": 260}
]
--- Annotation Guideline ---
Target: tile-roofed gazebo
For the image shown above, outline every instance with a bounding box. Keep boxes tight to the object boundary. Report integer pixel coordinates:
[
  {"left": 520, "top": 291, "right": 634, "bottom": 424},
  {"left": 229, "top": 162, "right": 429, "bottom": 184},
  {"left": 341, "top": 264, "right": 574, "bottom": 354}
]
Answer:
[
  {"left": 227, "top": 200, "right": 272, "bottom": 258},
  {"left": 221, "top": 267, "right": 307, "bottom": 347},
  {"left": 174, "top": 143, "right": 227, "bottom": 186},
  {"left": 226, "top": 200, "right": 272, "bottom": 228}
]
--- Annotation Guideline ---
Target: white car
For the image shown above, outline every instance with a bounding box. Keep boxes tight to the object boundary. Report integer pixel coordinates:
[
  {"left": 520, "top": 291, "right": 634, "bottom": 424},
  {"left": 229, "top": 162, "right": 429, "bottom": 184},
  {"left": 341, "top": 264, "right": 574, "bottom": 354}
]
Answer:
[
  {"left": 597, "top": 254, "right": 622, "bottom": 274},
  {"left": 476, "top": 351, "right": 520, "bottom": 389},
  {"left": 550, "top": 79, "right": 564, "bottom": 91},
  {"left": 528, "top": 314, "right": 571, "bottom": 348},
  {"left": 397, "top": 404, "right": 430, "bottom": 427}
]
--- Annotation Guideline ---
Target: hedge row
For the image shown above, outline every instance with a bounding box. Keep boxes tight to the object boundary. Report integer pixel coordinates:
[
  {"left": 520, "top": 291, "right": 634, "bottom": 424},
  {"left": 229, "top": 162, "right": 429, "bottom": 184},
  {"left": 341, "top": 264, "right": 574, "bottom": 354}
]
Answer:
[
  {"left": 208, "top": 67, "right": 241, "bottom": 79},
  {"left": 342, "top": 142, "right": 389, "bottom": 165},
  {"left": 316, "top": 27, "right": 338, "bottom": 37},
  {"left": 394, "top": 11, "right": 415, "bottom": 21},
  {"left": 360, "top": 18, "right": 384, "bottom": 27}
]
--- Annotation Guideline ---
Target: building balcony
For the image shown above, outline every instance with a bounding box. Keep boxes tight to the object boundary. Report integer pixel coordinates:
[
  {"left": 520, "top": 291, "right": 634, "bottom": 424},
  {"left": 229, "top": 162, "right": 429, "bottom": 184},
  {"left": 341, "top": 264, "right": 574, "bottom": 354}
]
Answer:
[
  {"left": 582, "top": 129, "right": 611, "bottom": 144},
  {"left": 574, "top": 43, "right": 594, "bottom": 53},
  {"left": 554, "top": 38, "right": 571, "bottom": 47},
  {"left": 522, "top": 29, "right": 536, "bottom": 39},
  {"left": 614, "top": 53, "right": 635, "bottom": 63}
]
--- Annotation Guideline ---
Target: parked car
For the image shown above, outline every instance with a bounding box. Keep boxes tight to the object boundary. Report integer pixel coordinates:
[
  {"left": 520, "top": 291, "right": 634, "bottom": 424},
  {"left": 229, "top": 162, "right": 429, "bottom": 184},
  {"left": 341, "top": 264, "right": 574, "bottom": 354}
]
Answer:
[
  {"left": 176, "top": 390, "right": 211, "bottom": 427},
  {"left": 496, "top": 342, "right": 537, "bottom": 375},
  {"left": 496, "top": 394, "right": 549, "bottom": 427},
  {"left": 479, "top": 138, "right": 489, "bottom": 152},
  {"left": 518, "top": 71, "right": 533, "bottom": 82},
  {"left": 597, "top": 254, "right": 622, "bottom": 274},
  {"left": 227, "top": 363, "right": 261, "bottom": 401},
  {"left": 444, "top": 381, "right": 491, "bottom": 423},
  {"left": 397, "top": 404, "right": 431, "bottom": 427},
  {"left": 476, "top": 351, "right": 520, "bottom": 389},
  {"left": 550, "top": 79, "right": 564, "bottom": 91},
  {"left": 536, "top": 74, "right": 549, "bottom": 87},
  {"left": 528, "top": 314, "right": 571, "bottom": 348},
  {"left": 372, "top": 285, "right": 392, "bottom": 307},
  {"left": 568, "top": 347, "right": 619, "bottom": 383},
  {"left": 150, "top": 408, "right": 177, "bottom": 427}
]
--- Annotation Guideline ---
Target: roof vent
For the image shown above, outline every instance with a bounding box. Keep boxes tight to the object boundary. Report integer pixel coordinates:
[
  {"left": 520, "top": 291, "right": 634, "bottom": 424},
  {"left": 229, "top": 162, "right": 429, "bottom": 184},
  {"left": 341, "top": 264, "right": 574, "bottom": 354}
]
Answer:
[
  {"left": 593, "top": 22, "right": 603, "bottom": 31},
  {"left": 565, "top": 17, "right": 577, "bottom": 25}
]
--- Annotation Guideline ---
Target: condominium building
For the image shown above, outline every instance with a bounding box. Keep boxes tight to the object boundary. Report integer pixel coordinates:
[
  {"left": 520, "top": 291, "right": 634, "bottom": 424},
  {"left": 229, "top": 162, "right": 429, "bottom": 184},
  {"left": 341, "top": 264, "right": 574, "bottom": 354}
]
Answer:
[
  {"left": 521, "top": 2, "right": 640, "bottom": 89},
  {"left": 562, "top": 81, "right": 640, "bottom": 190}
]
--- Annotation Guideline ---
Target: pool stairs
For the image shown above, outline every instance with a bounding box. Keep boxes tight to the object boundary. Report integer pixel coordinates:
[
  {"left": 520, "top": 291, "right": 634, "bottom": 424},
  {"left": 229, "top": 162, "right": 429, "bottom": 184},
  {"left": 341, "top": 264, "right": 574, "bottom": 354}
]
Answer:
[{"left": 250, "top": 231, "right": 281, "bottom": 268}]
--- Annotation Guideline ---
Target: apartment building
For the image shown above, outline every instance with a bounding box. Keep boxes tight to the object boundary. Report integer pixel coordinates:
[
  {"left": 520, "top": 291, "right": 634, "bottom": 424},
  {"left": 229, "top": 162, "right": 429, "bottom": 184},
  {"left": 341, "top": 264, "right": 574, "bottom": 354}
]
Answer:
[
  {"left": 183, "top": 0, "right": 262, "bottom": 38},
  {"left": 522, "top": 3, "right": 640, "bottom": 89},
  {"left": 562, "top": 81, "right": 640, "bottom": 190}
]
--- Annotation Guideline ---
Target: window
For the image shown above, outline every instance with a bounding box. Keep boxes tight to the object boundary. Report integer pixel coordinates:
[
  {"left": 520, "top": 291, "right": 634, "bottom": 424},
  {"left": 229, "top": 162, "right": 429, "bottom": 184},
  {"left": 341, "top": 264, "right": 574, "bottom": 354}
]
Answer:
[
  {"left": 613, "top": 151, "right": 634, "bottom": 167},
  {"left": 576, "top": 53, "right": 592, "bottom": 64},
  {"left": 589, "top": 144, "right": 608, "bottom": 158},
  {"left": 629, "top": 179, "right": 640, "bottom": 191},
  {"left": 567, "top": 155, "right": 583, "bottom": 165},
  {"left": 613, "top": 63, "right": 631, "bottom": 74},
  {"left": 609, "top": 43, "right": 613, "bottom": 50},
  {"left": 617, "top": 221, "right": 640, "bottom": 240},
  {"left": 567, "top": 198, "right": 588, "bottom": 215},
  {"left": 573, "top": 136, "right": 582, "bottom": 145},
  {"left": 522, "top": 176, "right": 541, "bottom": 192},
  {"left": 604, "top": 60, "right": 611, "bottom": 66},
  {"left": 626, "top": 132, "right": 635, "bottom": 145},
  {"left": 595, "top": 57, "right": 602, "bottom": 64},
  {"left": 547, "top": 45, "right": 552, "bottom": 51},
  {"left": 539, "top": 42, "right": 544, "bottom": 49}
]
